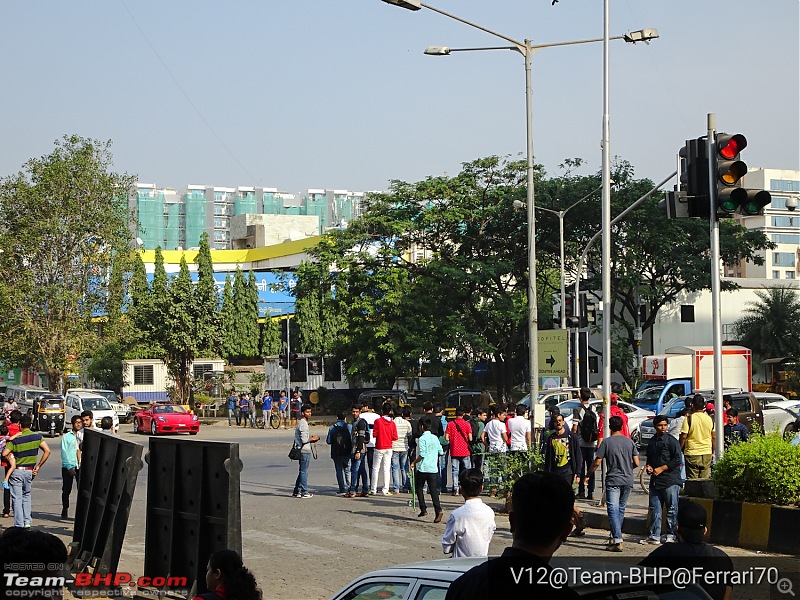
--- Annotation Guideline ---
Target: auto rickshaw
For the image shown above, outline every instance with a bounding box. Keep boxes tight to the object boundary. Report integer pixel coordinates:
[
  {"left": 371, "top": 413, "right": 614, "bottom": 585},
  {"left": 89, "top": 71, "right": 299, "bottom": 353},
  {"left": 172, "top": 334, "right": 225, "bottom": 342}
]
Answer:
[{"left": 32, "top": 394, "right": 65, "bottom": 437}]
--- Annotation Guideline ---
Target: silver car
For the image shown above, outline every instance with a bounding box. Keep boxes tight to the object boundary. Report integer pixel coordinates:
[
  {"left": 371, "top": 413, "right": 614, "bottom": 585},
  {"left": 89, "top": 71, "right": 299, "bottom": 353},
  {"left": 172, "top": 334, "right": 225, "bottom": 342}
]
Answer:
[
  {"left": 548, "top": 399, "right": 655, "bottom": 446},
  {"left": 330, "top": 557, "right": 713, "bottom": 599}
]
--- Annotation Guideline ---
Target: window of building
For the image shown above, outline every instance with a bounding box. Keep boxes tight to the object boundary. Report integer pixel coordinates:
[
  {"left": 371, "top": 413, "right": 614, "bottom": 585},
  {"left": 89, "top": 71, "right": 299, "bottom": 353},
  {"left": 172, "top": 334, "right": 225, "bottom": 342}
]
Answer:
[
  {"left": 214, "top": 217, "right": 227, "bottom": 228},
  {"left": 193, "top": 363, "right": 213, "bottom": 379},
  {"left": 214, "top": 231, "right": 226, "bottom": 242},
  {"left": 773, "top": 252, "right": 796, "bottom": 267},
  {"left": 213, "top": 204, "right": 226, "bottom": 216},
  {"left": 134, "top": 365, "right": 154, "bottom": 385},
  {"left": 787, "top": 271, "right": 796, "bottom": 280},
  {"left": 680, "top": 305, "right": 695, "bottom": 323},
  {"left": 772, "top": 216, "right": 799, "bottom": 228},
  {"left": 772, "top": 234, "right": 800, "bottom": 244},
  {"left": 770, "top": 179, "right": 800, "bottom": 192},
  {"left": 773, "top": 270, "right": 781, "bottom": 279}
]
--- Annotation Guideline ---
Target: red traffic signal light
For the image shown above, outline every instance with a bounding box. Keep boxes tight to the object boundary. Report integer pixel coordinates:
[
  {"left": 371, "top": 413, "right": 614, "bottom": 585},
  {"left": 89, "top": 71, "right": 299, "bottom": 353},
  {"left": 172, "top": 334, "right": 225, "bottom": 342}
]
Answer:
[{"left": 714, "top": 133, "right": 770, "bottom": 218}]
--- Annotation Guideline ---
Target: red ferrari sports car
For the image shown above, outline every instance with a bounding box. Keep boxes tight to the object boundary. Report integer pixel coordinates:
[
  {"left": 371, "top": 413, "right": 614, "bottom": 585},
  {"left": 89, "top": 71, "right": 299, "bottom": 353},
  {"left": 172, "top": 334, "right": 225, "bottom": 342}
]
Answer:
[{"left": 134, "top": 403, "right": 200, "bottom": 435}]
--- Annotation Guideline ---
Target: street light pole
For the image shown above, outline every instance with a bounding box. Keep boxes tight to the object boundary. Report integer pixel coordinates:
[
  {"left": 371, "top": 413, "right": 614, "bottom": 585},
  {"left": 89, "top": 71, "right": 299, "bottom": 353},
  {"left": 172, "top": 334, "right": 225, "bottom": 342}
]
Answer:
[
  {"left": 382, "top": 0, "right": 657, "bottom": 398},
  {"left": 531, "top": 183, "right": 604, "bottom": 331}
]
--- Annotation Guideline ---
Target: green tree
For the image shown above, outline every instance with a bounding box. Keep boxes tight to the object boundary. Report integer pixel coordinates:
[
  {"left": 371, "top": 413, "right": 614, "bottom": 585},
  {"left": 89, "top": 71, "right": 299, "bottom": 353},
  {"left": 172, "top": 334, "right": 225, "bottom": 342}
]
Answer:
[
  {"left": 733, "top": 287, "right": 800, "bottom": 361},
  {"left": 259, "top": 314, "right": 282, "bottom": 358},
  {"left": 219, "top": 275, "right": 236, "bottom": 359},
  {"left": 242, "top": 272, "right": 261, "bottom": 356},
  {"left": 0, "top": 135, "right": 134, "bottom": 392},
  {"left": 551, "top": 160, "right": 773, "bottom": 384},
  {"left": 194, "top": 233, "right": 221, "bottom": 355}
]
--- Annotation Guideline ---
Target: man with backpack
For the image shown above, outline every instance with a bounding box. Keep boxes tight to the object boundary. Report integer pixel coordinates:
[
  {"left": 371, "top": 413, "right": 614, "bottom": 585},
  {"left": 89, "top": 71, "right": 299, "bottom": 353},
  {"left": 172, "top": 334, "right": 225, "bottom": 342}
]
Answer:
[
  {"left": 572, "top": 387, "right": 598, "bottom": 500},
  {"left": 346, "top": 405, "right": 371, "bottom": 498},
  {"left": 326, "top": 412, "right": 352, "bottom": 495}
]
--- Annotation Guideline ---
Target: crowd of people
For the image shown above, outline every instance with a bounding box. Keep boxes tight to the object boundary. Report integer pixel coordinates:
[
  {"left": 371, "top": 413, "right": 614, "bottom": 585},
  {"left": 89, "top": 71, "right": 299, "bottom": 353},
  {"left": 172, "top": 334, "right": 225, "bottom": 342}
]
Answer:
[{"left": 224, "top": 389, "right": 305, "bottom": 429}]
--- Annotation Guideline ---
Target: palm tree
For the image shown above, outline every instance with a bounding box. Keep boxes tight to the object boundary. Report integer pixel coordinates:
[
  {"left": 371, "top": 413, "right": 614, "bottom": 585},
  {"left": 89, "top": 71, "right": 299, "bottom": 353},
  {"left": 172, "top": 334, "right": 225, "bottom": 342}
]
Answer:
[{"left": 733, "top": 286, "right": 800, "bottom": 360}]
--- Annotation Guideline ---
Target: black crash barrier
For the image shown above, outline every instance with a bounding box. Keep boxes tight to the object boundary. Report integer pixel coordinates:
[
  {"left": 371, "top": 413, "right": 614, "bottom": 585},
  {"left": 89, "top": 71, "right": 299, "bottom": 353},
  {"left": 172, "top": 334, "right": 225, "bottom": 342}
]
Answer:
[
  {"left": 141, "top": 438, "right": 242, "bottom": 597},
  {"left": 68, "top": 429, "right": 144, "bottom": 573}
]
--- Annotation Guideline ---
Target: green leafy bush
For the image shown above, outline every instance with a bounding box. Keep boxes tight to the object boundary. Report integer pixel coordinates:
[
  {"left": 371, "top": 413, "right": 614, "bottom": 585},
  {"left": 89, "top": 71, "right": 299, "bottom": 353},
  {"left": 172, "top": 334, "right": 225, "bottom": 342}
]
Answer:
[
  {"left": 712, "top": 434, "right": 800, "bottom": 506},
  {"left": 485, "top": 449, "right": 543, "bottom": 503}
]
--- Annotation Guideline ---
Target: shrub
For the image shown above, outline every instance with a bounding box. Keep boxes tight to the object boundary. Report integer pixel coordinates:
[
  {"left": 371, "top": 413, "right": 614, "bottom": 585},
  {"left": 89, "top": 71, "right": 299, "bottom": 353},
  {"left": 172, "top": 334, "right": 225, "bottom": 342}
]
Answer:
[
  {"left": 713, "top": 434, "right": 800, "bottom": 506},
  {"left": 485, "top": 449, "right": 543, "bottom": 505}
]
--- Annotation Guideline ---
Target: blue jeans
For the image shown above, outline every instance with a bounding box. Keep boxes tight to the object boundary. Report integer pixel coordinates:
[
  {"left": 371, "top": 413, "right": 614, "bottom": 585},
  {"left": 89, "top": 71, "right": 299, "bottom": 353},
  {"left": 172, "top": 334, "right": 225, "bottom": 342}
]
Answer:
[
  {"left": 450, "top": 456, "right": 471, "bottom": 492},
  {"left": 648, "top": 484, "right": 680, "bottom": 541},
  {"left": 332, "top": 455, "right": 351, "bottom": 493},
  {"left": 9, "top": 469, "right": 33, "bottom": 528},
  {"left": 606, "top": 485, "right": 632, "bottom": 543},
  {"left": 391, "top": 451, "right": 409, "bottom": 492},
  {"left": 349, "top": 453, "right": 368, "bottom": 494},
  {"left": 293, "top": 452, "right": 311, "bottom": 495},
  {"left": 227, "top": 406, "right": 236, "bottom": 425}
]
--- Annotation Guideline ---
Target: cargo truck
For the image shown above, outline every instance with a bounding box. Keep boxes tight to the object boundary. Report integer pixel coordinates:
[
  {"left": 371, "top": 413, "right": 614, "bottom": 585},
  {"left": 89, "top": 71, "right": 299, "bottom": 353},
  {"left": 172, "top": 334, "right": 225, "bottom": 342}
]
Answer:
[{"left": 633, "top": 345, "right": 752, "bottom": 413}]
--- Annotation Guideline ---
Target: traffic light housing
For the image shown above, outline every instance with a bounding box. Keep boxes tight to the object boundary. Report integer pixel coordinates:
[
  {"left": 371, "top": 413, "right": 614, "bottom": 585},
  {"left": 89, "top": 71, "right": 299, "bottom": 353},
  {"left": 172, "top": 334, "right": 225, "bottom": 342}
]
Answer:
[
  {"left": 289, "top": 353, "right": 299, "bottom": 367},
  {"left": 713, "top": 133, "right": 771, "bottom": 218},
  {"left": 278, "top": 354, "right": 288, "bottom": 368},
  {"left": 564, "top": 294, "right": 574, "bottom": 318},
  {"left": 682, "top": 137, "right": 711, "bottom": 218}
]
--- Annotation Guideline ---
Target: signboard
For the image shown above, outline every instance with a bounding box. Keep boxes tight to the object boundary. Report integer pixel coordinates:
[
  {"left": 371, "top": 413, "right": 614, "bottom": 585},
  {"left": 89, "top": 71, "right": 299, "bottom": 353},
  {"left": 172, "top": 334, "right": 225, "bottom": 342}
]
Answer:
[
  {"left": 538, "top": 329, "right": 569, "bottom": 378},
  {"left": 146, "top": 271, "right": 296, "bottom": 318}
]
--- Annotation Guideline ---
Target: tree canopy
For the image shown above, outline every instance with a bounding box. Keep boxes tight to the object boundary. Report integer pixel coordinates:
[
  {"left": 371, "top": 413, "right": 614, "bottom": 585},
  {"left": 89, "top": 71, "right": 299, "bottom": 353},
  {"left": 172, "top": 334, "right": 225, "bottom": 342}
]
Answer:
[
  {"left": 293, "top": 155, "right": 773, "bottom": 393},
  {"left": 0, "top": 135, "right": 134, "bottom": 392}
]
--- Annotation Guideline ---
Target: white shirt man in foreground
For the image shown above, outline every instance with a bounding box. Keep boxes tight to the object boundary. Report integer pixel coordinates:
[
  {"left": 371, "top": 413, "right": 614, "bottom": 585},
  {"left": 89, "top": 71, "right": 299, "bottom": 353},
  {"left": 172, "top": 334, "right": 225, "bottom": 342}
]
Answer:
[{"left": 441, "top": 468, "right": 496, "bottom": 558}]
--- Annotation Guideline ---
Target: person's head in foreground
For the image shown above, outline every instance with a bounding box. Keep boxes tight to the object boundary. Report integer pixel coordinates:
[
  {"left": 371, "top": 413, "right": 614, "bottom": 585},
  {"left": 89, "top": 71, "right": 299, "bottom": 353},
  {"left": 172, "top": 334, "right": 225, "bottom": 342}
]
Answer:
[
  {"left": 510, "top": 471, "right": 575, "bottom": 559},
  {"left": 205, "top": 549, "right": 262, "bottom": 600}
]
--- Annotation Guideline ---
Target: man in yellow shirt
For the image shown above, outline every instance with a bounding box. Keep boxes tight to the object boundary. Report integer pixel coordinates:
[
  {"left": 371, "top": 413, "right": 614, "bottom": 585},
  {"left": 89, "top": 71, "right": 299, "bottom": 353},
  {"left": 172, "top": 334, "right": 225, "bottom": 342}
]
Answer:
[{"left": 679, "top": 395, "right": 715, "bottom": 479}]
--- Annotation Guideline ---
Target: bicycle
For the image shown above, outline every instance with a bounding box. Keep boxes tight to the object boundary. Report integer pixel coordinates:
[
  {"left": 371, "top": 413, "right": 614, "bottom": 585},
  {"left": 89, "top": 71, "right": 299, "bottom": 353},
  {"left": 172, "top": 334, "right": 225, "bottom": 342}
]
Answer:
[{"left": 256, "top": 411, "right": 282, "bottom": 429}]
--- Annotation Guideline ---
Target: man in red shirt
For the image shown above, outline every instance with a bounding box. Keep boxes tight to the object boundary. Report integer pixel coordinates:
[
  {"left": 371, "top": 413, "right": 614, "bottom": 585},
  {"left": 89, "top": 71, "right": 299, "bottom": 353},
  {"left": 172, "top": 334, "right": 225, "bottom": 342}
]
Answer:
[
  {"left": 445, "top": 406, "right": 473, "bottom": 495},
  {"left": 597, "top": 394, "right": 630, "bottom": 440},
  {"left": 370, "top": 402, "right": 398, "bottom": 496}
]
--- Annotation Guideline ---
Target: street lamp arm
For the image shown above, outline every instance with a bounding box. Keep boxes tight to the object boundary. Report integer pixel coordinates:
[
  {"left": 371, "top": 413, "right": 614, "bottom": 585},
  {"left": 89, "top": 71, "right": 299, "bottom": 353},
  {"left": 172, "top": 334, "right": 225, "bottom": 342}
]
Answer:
[
  {"left": 418, "top": 2, "right": 525, "bottom": 51},
  {"left": 572, "top": 170, "right": 676, "bottom": 314}
]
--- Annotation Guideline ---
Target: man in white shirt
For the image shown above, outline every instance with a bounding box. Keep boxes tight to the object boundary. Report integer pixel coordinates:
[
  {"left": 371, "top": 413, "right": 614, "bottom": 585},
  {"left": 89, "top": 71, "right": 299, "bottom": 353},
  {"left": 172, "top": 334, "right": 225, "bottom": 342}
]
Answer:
[
  {"left": 442, "top": 468, "right": 496, "bottom": 557},
  {"left": 359, "top": 401, "right": 379, "bottom": 492},
  {"left": 481, "top": 406, "right": 508, "bottom": 453},
  {"left": 508, "top": 404, "right": 531, "bottom": 451}
]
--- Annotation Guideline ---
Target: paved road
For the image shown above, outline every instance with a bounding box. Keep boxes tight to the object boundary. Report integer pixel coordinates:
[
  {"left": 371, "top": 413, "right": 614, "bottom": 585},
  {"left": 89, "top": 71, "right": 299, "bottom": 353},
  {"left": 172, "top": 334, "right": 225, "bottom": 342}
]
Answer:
[{"left": 7, "top": 420, "right": 789, "bottom": 599}]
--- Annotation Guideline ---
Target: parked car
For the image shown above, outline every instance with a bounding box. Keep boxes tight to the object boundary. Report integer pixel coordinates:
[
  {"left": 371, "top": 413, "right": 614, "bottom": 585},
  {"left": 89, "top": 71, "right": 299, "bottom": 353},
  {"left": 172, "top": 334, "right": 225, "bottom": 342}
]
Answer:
[
  {"left": 134, "top": 403, "right": 200, "bottom": 435},
  {"left": 443, "top": 389, "right": 495, "bottom": 417},
  {"left": 357, "top": 390, "right": 410, "bottom": 412},
  {"left": 520, "top": 387, "right": 603, "bottom": 412},
  {"left": 329, "top": 557, "right": 713, "bottom": 599},
  {"left": 547, "top": 399, "right": 654, "bottom": 445},
  {"left": 64, "top": 391, "right": 119, "bottom": 432},
  {"left": 638, "top": 392, "right": 766, "bottom": 448},
  {"left": 759, "top": 396, "right": 800, "bottom": 437},
  {"left": 69, "top": 388, "right": 131, "bottom": 424},
  {"left": 638, "top": 395, "right": 690, "bottom": 447}
]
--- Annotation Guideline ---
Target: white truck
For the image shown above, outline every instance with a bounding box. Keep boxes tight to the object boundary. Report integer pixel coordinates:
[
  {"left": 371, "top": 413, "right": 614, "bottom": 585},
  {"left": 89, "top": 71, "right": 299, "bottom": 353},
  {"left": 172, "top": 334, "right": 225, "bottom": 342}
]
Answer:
[{"left": 635, "top": 345, "right": 752, "bottom": 413}]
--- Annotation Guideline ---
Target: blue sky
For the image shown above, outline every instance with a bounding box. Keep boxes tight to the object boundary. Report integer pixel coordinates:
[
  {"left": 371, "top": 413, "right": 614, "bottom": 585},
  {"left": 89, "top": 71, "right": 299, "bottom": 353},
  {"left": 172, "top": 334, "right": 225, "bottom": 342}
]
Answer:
[{"left": 1, "top": 1, "right": 797, "bottom": 194}]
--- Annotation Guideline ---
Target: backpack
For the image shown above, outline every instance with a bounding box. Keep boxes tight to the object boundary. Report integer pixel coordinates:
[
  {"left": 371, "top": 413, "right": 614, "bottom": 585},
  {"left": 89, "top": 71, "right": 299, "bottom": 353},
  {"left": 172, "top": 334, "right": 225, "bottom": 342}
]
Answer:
[
  {"left": 331, "top": 424, "right": 352, "bottom": 457},
  {"left": 578, "top": 407, "right": 598, "bottom": 443}
]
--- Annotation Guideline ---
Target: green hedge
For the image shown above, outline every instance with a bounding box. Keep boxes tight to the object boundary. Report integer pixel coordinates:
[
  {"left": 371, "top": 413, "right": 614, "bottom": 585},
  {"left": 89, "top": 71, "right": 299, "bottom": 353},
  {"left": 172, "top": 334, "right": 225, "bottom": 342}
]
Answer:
[{"left": 712, "top": 434, "right": 800, "bottom": 506}]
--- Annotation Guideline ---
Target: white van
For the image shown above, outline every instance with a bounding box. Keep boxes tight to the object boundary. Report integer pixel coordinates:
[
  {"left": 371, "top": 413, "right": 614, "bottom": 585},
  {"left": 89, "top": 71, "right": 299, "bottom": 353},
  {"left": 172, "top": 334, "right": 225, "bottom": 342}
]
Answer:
[{"left": 64, "top": 391, "right": 119, "bottom": 432}]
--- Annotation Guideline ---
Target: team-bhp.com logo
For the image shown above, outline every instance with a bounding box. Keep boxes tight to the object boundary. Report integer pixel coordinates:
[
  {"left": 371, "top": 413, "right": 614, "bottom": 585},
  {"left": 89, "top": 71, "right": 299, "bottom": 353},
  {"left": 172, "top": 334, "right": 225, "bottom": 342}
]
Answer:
[{"left": 4, "top": 568, "right": 188, "bottom": 598}]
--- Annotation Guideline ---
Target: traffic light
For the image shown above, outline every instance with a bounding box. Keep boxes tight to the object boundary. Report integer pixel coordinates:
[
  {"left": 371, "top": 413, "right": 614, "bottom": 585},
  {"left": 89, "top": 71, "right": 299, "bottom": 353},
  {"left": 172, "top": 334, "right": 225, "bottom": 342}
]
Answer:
[
  {"left": 289, "top": 353, "right": 299, "bottom": 367},
  {"left": 682, "top": 137, "right": 711, "bottom": 218},
  {"left": 713, "top": 133, "right": 771, "bottom": 218},
  {"left": 278, "top": 354, "right": 288, "bottom": 368},
  {"left": 564, "top": 294, "right": 575, "bottom": 318}
]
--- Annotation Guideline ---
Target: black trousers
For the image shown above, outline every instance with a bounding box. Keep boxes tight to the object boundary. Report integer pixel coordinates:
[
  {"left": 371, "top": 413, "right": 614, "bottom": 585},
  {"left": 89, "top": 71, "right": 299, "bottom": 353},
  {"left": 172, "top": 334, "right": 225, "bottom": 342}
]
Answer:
[
  {"left": 62, "top": 467, "right": 79, "bottom": 510},
  {"left": 414, "top": 470, "right": 441, "bottom": 515}
]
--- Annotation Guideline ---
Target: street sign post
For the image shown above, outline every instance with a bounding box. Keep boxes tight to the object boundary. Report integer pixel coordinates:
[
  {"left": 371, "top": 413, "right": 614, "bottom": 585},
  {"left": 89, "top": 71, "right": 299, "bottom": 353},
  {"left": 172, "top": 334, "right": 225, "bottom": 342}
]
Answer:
[{"left": 537, "top": 329, "right": 569, "bottom": 379}]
